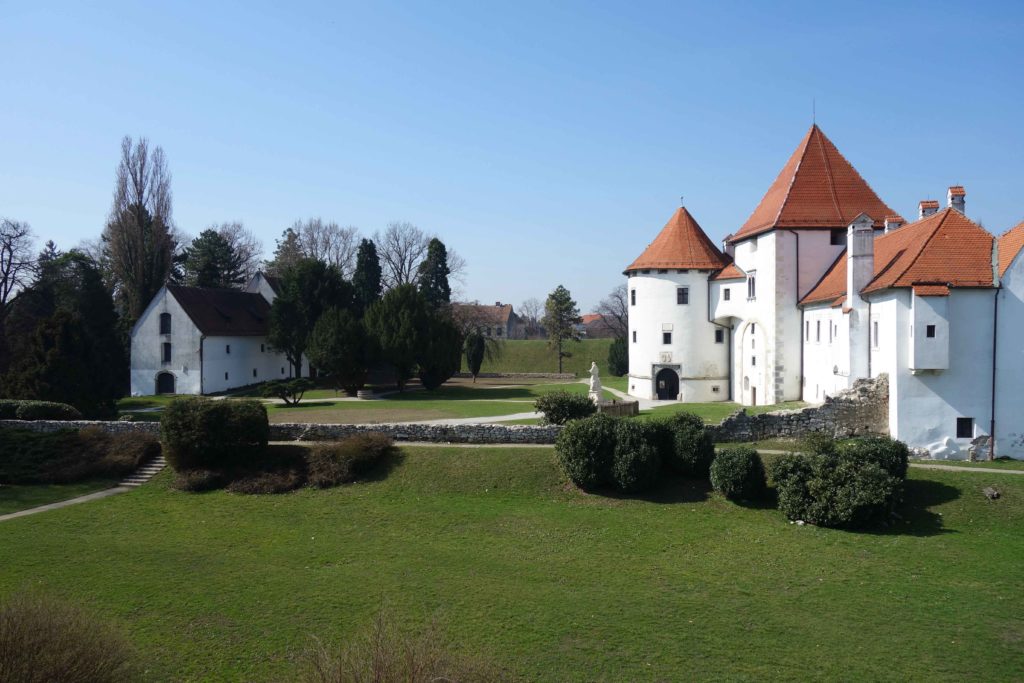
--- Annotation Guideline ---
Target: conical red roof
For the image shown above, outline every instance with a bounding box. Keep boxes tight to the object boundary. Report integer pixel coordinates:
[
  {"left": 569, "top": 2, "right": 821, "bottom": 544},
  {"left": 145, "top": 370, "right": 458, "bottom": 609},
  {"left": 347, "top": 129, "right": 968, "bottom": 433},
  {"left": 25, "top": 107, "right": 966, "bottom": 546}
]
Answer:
[
  {"left": 731, "top": 125, "right": 896, "bottom": 243},
  {"left": 625, "top": 206, "right": 728, "bottom": 272}
]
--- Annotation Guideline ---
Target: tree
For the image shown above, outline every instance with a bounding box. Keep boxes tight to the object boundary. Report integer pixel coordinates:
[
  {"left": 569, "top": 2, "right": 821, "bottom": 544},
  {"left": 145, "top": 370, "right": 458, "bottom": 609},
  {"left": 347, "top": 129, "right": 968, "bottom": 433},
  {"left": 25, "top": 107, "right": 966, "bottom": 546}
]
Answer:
[
  {"left": 180, "top": 229, "right": 245, "bottom": 288},
  {"left": 462, "top": 327, "right": 503, "bottom": 382},
  {"left": 293, "top": 218, "right": 360, "bottom": 277},
  {"left": 596, "top": 284, "right": 628, "bottom": 339},
  {"left": 542, "top": 285, "right": 582, "bottom": 373},
  {"left": 519, "top": 297, "right": 543, "bottom": 338},
  {"left": 417, "top": 238, "right": 451, "bottom": 309},
  {"left": 608, "top": 336, "right": 628, "bottom": 376},
  {"left": 364, "top": 284, "right": 431, "bottom": 391},
  {"left": 215, "top": 222, "right": 263, "bottom": 284},
  {"left": 418, "top": 314, "right": 463, "bottom": 390},
  {"left": 374, "top": 222, "right": 466, "bottom": 290},
  {"left": 307, "top": 307, "right": 371, "bottom": 395},
  {"left": 352, "top": 238, "right": 382, "bottom": 315},
  {"left": 0, "top": 218, "right": 34, "bottom": 371},
  {"left": 267, "top": 259, "right": 354, "bottom": 377},
  {"left": 101, "top": 136, "right": 177, "bottom": 326},
  {"left": 265, "top": 228, "right": 303, "bottom": 277},
  {"left": 1, "top": 251, "right": 126, "bottom": 416}
]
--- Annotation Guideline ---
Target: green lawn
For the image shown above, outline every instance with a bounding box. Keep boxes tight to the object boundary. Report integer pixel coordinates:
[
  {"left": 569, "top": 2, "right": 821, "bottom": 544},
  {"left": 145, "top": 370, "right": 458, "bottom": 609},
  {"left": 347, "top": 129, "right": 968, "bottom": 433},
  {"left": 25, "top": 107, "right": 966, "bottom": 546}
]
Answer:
[
  {"left": 1, "top": 447, "right": 1022, "bottom": 681},
  {"left": 462, "top": 338, "right": 615, "bottom": 377},
  {"left": 0, "top": 478, "right": 118, "bottom": 515},
  {"left": 639, "top": 400, "right": 807, "bottom": 424},
  {"left": 912, "top": 458, "right": 1024, "bottom": 471}
]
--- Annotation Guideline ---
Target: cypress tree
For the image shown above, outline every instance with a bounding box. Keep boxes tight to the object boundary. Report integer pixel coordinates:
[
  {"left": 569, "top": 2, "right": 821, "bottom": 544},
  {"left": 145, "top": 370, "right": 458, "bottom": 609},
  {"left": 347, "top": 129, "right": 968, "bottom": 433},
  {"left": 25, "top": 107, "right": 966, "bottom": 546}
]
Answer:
[
  {"left": 352, "top": 238, "right": 382, "bottom": 315},
  {"left": 417, "top": 238, "right": 451, "bottom": 309}
]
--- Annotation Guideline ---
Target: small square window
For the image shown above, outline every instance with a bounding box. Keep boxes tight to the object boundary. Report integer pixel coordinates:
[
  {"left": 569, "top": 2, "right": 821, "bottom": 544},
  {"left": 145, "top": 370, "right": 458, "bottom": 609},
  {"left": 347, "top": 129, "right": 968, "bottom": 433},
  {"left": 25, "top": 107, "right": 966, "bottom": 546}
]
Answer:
[
  {"left": 830, "top": 228, "right": 846, "bottom": 245},
  {"left": 676, "top": 287, "right": 689, "bottom": 305},
  {"left": 226, "top": 344, "right": 231, "bottom": 354},
  {"left": 751, "top": 356, "right": 756, "bottom": 366},
  {"left": 630, "top": 289, "right": 636, "bottom": 306},
  {"left": 496, "top": 327, "right": 503, "bottom": 336},
  {"left": 224, "top": 372, "right": 229, "bottom": 380},
  {"left": 253, "top": 368, "right": 257, "bottom": 378},
  {"left": 714, "top": 329, "right": 724, "bottom": 344},
  {"left": 723, "top": 288, "right": 731, "bottom": 301},
  {"left": 261, "top": 343, "right": 265, "bottom": 352},
  {"left": 711, "top": 386, "right": 720, "bottom": 393},
  {"left": 956, "top": 417, "right": 973, "bottom": 439},
  {"left": 926, "top": 324, "right": 936, "bottom": 338},
  {"left": 658, "top": 269, "right": 669, "bottom": 274},
  {"left": 663, "top": 332, "right": 672, "bottom": 345},
  {"left": 281, "top": 367, "right": 285, "bottom": 375}
]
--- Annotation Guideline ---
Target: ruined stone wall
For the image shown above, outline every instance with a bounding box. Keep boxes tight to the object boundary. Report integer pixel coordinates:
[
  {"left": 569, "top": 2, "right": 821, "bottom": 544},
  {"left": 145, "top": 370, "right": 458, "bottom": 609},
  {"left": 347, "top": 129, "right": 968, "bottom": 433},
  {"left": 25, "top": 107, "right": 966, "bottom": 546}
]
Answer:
[
  {"left": 597, "top": 400, "right": 639, "bottom": 418},
  {"left": 708, "top": 374, "right": 889, "bottom": 442}
]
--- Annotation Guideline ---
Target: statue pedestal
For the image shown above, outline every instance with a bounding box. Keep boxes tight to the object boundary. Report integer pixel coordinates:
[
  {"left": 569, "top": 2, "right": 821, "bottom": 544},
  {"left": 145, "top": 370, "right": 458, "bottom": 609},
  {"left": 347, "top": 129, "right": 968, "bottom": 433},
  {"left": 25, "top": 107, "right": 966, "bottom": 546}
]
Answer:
[{"left": 588, "top": 390, "right": 602, "bottom": 405}]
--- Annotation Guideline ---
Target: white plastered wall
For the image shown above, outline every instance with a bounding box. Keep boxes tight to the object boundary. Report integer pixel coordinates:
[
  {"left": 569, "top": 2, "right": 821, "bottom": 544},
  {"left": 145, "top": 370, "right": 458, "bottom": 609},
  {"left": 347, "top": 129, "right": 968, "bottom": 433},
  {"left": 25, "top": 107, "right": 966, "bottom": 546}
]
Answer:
[{"left": 129, "top": 287, "right": 203, "bottom": 396}]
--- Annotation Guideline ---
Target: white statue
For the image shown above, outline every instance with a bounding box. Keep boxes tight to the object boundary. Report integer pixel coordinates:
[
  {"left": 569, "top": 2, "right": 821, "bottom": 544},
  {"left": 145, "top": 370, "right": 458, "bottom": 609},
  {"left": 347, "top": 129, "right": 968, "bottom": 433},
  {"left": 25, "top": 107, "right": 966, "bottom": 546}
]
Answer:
[{"left": 588, "top": 361, "right": 602, "bottom": 404}]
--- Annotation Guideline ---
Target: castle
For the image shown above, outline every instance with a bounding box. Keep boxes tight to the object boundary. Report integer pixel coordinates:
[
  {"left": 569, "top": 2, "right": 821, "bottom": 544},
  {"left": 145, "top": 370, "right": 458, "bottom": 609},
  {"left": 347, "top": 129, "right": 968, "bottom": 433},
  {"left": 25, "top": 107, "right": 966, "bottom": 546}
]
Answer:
[{"left": 625, "top": 125, "right": 1024, "bottom": 460}]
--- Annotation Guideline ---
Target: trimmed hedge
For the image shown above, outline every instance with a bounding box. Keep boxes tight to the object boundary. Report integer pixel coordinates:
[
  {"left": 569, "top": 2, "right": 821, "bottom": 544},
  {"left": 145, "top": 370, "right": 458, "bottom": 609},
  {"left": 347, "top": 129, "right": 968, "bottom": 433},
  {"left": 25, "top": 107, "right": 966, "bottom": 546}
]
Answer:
[
  {"left": 663, "top": 412, "right": 715, "bottom": 477},
  {"left": 710, "top": 446, "right": 766, "bottom": 500},
  {"left": 554, "top": 413, "right": 617, "bottom": 489},
  {"left": 0, "top": 427, "right": 157, "bottom": 485},
  {"left": 839, "top": 436, "right": 909, "bottom": 479},
  {"left": 534, "top": 391, "right": 596, "bottom": 425},
  {"left": 160, "top": 397, "right": 269, "bottom": 471},
  {"left": 0, "top": 399, "right": 82, "bottom": 421},
  {"left": 612, "top": 420, "right": 662, "bottom": 493},
  {"left": 306, "top": 433, "right": 396, "bottom": 489}
]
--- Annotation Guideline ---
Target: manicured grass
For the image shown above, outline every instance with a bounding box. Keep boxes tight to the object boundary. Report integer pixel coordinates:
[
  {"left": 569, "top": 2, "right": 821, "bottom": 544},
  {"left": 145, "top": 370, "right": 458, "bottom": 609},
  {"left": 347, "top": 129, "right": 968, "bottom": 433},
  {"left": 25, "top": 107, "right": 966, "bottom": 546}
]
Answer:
[
  {"left": 0, "top": 478, "right": 118, "bottom": 515},
  {"left": 117, "top": 395, "right": 181, "bottom": 410},
  {"left": 601, "top": 374, "right": 628, "bottom": 392},
  {"left": 462, "top": 339, "right": 615, "bottom": 377},
  {"left": 912, "top": 458, "right": 1024, "bottom": 471},
  {"left": 639, "top": 400, "right": 808, "bottom": 424},
  {"left": 2, "top": 447, "right": 1023, "bottom": 681}
]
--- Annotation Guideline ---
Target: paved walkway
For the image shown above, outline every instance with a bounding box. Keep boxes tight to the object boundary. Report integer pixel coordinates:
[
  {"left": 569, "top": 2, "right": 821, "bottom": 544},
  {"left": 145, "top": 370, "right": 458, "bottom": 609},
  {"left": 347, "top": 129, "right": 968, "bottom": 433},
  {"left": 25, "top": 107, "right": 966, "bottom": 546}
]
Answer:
[
  {"left": 392, "top": 411, "right": 542, "bottom": 425},
  {"left": 909, "top": 463, "right": 1024, "bottom": 475},
  {"left": 0, "top": 487, "right": 131, "bottom": 523}
]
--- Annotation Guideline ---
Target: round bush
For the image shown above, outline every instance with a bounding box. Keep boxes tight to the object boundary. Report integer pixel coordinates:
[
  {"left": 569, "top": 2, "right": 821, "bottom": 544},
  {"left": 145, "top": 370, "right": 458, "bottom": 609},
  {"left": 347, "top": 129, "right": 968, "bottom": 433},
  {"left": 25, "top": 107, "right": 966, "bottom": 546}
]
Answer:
[
  {"left": 611, "top": 420, "right": 662, "bottom": 493},
  {"left": 768, "top": 453, "right": 815, "bottom": 521},
  {"left": 664, "top": 412, "right": 715, "bottom": 477},
  {"left": 14, "top": 401, "right": 82, "bottom": 421},
  {"left": 710, "top": 446, "right": 766, "bottom": 500},
  {"left": 840, "top": 436, "right": 909, "bottom": 479},
  {"left": 554, "top": 413, "right": 617, "bottom": 489},
  {"left": 160, "top": 397, "right": 269, "bottom": 471},
  {"left": 534, "top": 391, "right": 597, "bottom": 426}
]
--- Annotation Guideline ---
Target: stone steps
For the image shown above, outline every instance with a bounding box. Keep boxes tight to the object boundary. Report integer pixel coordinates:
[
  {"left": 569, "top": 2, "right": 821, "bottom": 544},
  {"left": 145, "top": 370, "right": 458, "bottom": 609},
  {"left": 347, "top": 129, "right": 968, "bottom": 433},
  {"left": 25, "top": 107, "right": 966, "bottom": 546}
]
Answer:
[{"left": 119, "top": 455, "right": 167, "bottom": 488}]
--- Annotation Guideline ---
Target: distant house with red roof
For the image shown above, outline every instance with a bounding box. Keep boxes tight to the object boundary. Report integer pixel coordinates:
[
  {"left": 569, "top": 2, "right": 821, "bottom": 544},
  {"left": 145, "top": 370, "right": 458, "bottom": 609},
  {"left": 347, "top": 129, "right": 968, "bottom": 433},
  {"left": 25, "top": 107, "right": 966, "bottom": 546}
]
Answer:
[
  {"left": 452, "top": 301, "right": 523, "bottom": 339},
  {"left": 626, "top": 124, "right": 1024, "bottom": 460}
]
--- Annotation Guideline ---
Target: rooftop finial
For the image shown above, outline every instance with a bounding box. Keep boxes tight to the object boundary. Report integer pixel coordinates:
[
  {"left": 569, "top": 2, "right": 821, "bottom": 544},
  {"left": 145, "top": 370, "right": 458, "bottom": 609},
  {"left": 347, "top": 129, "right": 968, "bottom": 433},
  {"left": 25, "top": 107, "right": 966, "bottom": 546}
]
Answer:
[
  {"left": 812, "top": 97, "right": 816, "bottom": 125},
  {"left": 680, "top": 195, "right": 684, "bottom": 207}
]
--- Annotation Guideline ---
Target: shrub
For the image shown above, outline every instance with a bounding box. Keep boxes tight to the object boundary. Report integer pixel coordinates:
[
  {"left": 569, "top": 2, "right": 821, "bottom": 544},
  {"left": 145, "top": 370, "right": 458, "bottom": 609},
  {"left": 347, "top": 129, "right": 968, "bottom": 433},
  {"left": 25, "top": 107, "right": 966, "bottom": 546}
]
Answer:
[
  {"left": 160, "top": 397, "right": 269, "bottom": 471},
  {"left": 301, "top": 607, "right": 504, "bottom": 683},
  {"left": 710, "top": 446, "right": 766, "bottom": 500},
  {"left": 227, "top": 468, "right": 305, "bottom": 495},
  {"left": 260, "top": 378, "right": 315, "bottom": 406},
  {"left": 607, "top": 336, "right": 628, "bottom": 376},
  {"left": 611, "top": 420, "right": 662, "bottom": 493},
  {"left": 800, "top": 431, "right": 837, "bottom": 456},
  {"left": 105, "top": 432, "right": 160, "bottom": 472},
  {"left": 0, "top": 428, "right": 155, "bottom": 485},
  {"left": 663, "top": 412, "right": 715, "bottom": 477},
  {"left": 0, "top": 591, "right": 137, "bottom": 682},
  {"left": 840, "top": 436, "right": 909, "bottom": 479},
  {"left": 172, "top": 468, "right": 224, "bottom": 492},
  {"left": 534, "top": 390, "right": 596, "bottom": 425},
  {"left": 554, "top": 413, "right": 617, "bottom": 489},
  {"left": 767, "top": 453, "right": 814, "bottom": 519},
  {"left": 306, "top": 433, "right": 395, "bottom": 489},
  {"left": 10, "top": 400, "right": 82, "bottom": 421},
  {"left": 0, "top": 400, "right": 20, "bottom": 419}
]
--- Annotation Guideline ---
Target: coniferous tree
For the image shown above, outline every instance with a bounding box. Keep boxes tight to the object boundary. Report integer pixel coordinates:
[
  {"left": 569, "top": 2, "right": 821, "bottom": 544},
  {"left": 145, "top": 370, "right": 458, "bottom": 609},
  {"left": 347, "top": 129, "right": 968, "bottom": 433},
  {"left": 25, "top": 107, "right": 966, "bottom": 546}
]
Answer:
[
  {"left": 608, "top": 336, "right": 628, "bottom": 376},
  {"left": 417, "top": 238, "right": 451, "bottom": 309},
  {"left": 307, "top": 307, "right": 371, "bottom": 395},
  {"left": 180, "top": 229, "right": 246, "bottom": 288},
  {"left": 364, "top": 284, "right": 430, "bottom": 391},
  {"left": 352, "top": 238, "right": 382, "bottom": 315},
  {"left": 264, "top": 227, "right": 304, "bottom": 277},
  {"left": 542, "top": 285, "right": 582, "bottom": 373},
  {"left": 417, "top": 314, "right": 462, "bottom": 390}
]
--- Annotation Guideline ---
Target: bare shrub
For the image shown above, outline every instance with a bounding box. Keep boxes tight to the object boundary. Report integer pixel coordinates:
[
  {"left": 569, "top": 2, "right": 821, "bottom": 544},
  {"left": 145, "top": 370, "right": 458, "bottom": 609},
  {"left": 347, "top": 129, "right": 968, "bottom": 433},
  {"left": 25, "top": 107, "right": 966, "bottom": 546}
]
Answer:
[
  {"left": 305, "top": 433, "right": 395, "bottom": 489},
  {"left": 302, "top": 608, "right": 505, "bottom": 683},
  {"left": 0, "top": 591, "right": 137, "bottom": 683}
]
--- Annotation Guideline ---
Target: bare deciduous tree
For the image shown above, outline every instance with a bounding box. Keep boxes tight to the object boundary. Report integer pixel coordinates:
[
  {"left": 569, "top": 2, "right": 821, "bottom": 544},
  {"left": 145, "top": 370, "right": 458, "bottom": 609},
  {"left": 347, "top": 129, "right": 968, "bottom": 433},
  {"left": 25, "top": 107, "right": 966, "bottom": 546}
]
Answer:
[
  {"left": 519, "top": 297, "right": 543, "bottom": 338},
  {"left": 101, "top": 136, "right": 177, "bottom": 322},
  {"left": 595, "top": 283, "right": 628, "bottom": 339},
  {"left": 215, "top": 221, "right": 263, "bottom": 284},
  {"left": 0, "top": 218, "right": 34, "bottom": 322},
  {"left": 292, "top": 218, "right": 360, "bottom": 277},
  {"left": 374, "top": 221, "right": 466, "bottom": 290}
]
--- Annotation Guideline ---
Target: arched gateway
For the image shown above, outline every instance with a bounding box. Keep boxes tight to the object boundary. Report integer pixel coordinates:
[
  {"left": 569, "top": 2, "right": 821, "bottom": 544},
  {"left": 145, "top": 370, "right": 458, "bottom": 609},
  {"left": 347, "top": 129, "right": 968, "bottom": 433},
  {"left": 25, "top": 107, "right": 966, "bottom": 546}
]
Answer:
[
  {"left": 156, "top": 372, "right": 175, "bottom": 394},
  {"left": 655, "top": 368, "right": 679, "bottom": 400}
]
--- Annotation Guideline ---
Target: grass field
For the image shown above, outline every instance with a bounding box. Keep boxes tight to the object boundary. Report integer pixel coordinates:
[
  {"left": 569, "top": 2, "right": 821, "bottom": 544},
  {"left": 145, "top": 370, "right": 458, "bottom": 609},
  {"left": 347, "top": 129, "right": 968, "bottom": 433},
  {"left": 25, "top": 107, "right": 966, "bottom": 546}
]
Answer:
[
  {"left": 0, "top": 478, "right": 118, "bottom": 515},
  {"left": 462, "top": 338, "right": 615, "bottom": 376},
  {"left": 638, "top": 400, "right": 807, "bottom": 424},
  {"left": 912, "top": 458, "right": 1024, "bottom": 471},
  {"left": 1, "top": 446, "right": 1022, "bottom": 681}
]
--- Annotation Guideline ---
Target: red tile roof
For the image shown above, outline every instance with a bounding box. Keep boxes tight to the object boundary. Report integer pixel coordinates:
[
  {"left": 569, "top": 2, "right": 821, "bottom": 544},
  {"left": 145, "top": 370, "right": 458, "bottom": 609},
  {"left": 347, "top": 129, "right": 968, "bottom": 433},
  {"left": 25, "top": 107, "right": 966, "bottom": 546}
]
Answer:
[
  {"left": 885, "top": 215, "right": 905, "bottom": 224},
  {"left": 581, "top": 313, "right": 602, "bottom": 324},
  {"left": 452, "top": 303, "right": 515, "bottom": 327},
  {"left": 948, "top": 186, "right": 966, "bottom": 197},
  {"left": 998, "top": 221, "right": 1024, "bottom": 276},
  {"left": 913, "top": 284, "right": 950, "bottom": 297},
  {"left": 711, "top": 262, "right": 746, "bottom": 280},
  {"left": 168, "top": 286, "right": 272, "bottom": 336},
  {"left": 731, "top": 125, "right": 896, "bottom": 242},
  {"left": 801, "top": 208, "right": 995, "bottom": 306},
  {"left": 625, "top": 206, "right": 728, "bottom": 272}
]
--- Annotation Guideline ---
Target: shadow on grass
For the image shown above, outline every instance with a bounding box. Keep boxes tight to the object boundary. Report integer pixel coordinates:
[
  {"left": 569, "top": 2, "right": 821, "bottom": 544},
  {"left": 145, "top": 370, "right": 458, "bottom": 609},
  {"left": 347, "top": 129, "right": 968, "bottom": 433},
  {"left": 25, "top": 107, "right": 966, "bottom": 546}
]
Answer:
[
  {"left": 274, "top": 401, "right": 339, "bottom": 410},
  {"left": 874, "top": 478, "right": 961, "bottom": 537},
  {"left": 361, "top": 449, "right": 407, "bottom": 483},
  {"left": 597, "top": 474, "right": 712, "bottom": 504}
]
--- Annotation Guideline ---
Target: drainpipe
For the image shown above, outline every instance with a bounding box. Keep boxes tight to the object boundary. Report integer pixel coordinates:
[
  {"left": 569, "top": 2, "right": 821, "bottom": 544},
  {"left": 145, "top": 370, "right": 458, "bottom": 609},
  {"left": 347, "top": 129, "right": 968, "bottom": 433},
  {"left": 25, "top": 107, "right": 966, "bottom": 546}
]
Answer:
[
  {"left": 990, "top": 288, "right": 999, "bottom": 460},
  {"left": 199, "top": 336, "right": 205, "bottom": 395}
]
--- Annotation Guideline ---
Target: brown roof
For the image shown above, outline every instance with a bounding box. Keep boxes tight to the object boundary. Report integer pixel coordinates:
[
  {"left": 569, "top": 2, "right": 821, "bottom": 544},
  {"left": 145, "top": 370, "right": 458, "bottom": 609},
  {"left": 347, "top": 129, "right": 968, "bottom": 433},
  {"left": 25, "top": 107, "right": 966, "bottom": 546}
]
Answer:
[
  {"left": 948, "top": 186, "right": 966, "bottom": 196},
  {"left": 913, "top": 284, "right": 951, "bottom": 297},
  {"left": 731, "top": 125, "right": 896, "bottom": 243},
  {"left": 625, "top": 207, "right": 728, "bottom": 272},
  {"left": 801, "top": 208, "right": 995, "bottom": 306},
  {"left": 919, "top": 199, "right": 940, "bottom": 209},
  {"left": 999, "top": 222, "right": 1024, "bottom": 277},
  {"left": 168, "top": 285, "right": 272, "bottom": 336},
  {"left": 711, "top": 262, "right": 746, "bottom": 281},
  {"left": 452, "top": 303, "right": 514, "bottom": 327}
]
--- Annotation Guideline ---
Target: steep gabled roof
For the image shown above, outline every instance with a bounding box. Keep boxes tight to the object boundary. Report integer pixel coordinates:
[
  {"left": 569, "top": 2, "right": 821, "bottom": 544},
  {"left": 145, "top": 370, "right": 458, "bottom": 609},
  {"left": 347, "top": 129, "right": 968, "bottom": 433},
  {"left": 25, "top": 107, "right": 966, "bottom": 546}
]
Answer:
[
  {"left": 800, "top": 208, "right": 995, "bottom": 306},
  {"left": 625, "top": 207, "right": 728, "bottom": 273},
  {"left": 711, "top": 262, "right": 746, "bottom": 281},
  {"left": 999, "top": 221, "right": 1024, "bottom": 277},
  {"left": 168, "top": 285, "right": 272, "bottom": 336},
  {"left": 731, "top": 125, "right": 896, "bottom": 243},
  {"left": 452, "top": 302, "right": 514, "bottom": 327}
]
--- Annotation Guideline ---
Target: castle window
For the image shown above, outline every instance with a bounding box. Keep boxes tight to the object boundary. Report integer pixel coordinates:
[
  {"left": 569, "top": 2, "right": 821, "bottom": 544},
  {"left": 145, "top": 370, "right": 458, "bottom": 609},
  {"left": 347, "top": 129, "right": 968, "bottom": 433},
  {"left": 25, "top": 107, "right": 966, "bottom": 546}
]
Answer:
[
  {"left": 829, "top": 321, "right": 833, "bottom": 344},
  {"left": 830, "top": 229, "right": 846, "bottom": 246},
  {"left": 747, "top": 272, "right": 757, "bottom": 300},
  {"left": 496, "top": 327, "right": 503, "bottom": 337},
  {"left": 658, "top": 269, "right": 668, "bottom": 274},
  {"left": 226, "top": 344, "right": 231, "bottom": 355},
  {"left": 162, "top": 343, "right": 171, "bottom": 363},
  {"left": 715, "top": 329, "right": 724, "bottom": 344},
  {"left": 253, "top": 368, "right": 258, "bottom": 378},
  {"left": 873, "top": 321, "right": 879, "bottom": 348},
  {"left": 261, "top": 343, "right": 265, "bottom": 352},
  {"left": 630, "top": 289, "right": 636, "bottom": 306},
  {"left": 159, "top": 312, "right": 171, "bottom": 334},
  {"left": 926, "top": 324, "right": 936, "bottom": 338},
  {"left": 805, "top": 321, "right": 810, "bottom": 341},
  {"left": 751, "top": 355, "right": 756, "bottom": 366},
  {"left": 224, "top": 372, "right": 229, "bottom": 381},
  {"left": 723, "top": 288, "right": 731, "bottom": 301},
  {"left": 662, "top": 332, "right": 672, "bottom": 345},
  {"left": 676, "top": 287, "right": 689, "bottom": 305},
  {"left": 816, "top": 320, "right": 821, "bottom": 342},
  {"left": 632, "top": 331, "right": 637, "bottom": 343},
  {"left": 281, "top": 367, "right": 285, "bottom": 375},
  {"left": 956, "top": 417, "right": 974, "bottom": 439}
]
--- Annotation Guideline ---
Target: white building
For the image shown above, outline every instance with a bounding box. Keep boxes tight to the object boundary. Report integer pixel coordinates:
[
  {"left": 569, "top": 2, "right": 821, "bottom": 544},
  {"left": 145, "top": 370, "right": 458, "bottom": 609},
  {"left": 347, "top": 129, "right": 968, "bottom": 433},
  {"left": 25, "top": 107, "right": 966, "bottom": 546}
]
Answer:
[
  {"left": 627, "top": 125, "right": 1024, "bottom": 459},
  {"left": 129, "top": 274, "right": 302, "bottom": 396}
]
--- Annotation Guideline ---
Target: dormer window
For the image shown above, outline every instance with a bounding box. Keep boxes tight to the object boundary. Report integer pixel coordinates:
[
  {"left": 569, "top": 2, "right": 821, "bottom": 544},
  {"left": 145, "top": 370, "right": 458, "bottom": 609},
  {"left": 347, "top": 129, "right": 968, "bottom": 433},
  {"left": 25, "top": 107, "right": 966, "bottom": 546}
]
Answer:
[{"left": 160, "top": 312, "right": 171, "bottom": 334}]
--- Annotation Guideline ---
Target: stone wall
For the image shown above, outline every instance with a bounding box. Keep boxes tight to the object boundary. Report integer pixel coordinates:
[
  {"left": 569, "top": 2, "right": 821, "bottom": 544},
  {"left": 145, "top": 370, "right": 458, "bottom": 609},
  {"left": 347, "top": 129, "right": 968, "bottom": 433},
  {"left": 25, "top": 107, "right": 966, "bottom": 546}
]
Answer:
[
  {"left": 0, "top": 419, "right": 161, "bottom": 435},
  {"left": 597, "top": 400, "right": 639, "bottom": 418},
  {"left": 707, "top": 374, "right": 889, "bottom": 442},
  {"left": 452, "top": 372, "right": 577, "bottom": 381}
]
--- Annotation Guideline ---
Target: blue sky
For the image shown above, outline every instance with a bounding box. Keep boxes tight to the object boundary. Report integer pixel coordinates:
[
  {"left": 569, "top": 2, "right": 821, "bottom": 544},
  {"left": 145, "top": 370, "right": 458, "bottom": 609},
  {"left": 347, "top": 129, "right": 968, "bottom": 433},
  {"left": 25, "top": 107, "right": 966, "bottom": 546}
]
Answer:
[{"left": 2, "top": 1, "right": 1022, "bottom": 310}]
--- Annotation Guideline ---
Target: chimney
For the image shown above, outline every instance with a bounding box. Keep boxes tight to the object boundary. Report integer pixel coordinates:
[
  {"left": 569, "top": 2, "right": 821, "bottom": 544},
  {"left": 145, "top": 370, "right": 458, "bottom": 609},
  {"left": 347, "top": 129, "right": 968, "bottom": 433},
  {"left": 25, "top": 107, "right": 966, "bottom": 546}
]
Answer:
[
  {"left": 947, "top": 185, "right": 966, "bottom": 214},
  {"left": 919, "top": 200, "right": 940, "bottom": 220},
  {"left": 884, "top": 215, "right": 905, "bottom": 234},
  {"left": 847, "top": 213, "right": 875, "bottom": 303},
  {"left": 495, "top": 301, "right": 502, "bottom": 307}
]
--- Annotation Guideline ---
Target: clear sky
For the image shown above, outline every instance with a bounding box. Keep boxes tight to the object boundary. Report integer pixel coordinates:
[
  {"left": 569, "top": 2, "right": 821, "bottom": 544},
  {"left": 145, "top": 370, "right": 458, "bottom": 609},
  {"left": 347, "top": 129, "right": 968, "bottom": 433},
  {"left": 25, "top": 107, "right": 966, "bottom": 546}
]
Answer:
[{"left": 2, "top": 1, "right": 1022, "bottom": 311}]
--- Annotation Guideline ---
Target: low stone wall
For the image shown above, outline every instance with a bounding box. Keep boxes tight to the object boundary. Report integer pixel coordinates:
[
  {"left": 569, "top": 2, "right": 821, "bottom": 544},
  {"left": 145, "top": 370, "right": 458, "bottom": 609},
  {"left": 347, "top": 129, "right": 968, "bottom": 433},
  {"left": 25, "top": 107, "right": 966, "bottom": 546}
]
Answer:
[
  {"left": 597, "top": 400, "right": 639, "bottom": 418},
  {"left": 0, "top": 419, "right": 561, "bottom": 444},
  {"left": 708, "top": 374, "right": 889, "bottom": 442},
  {"left": 452, "top": 372, "right": 577, "bottom": 381}
]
